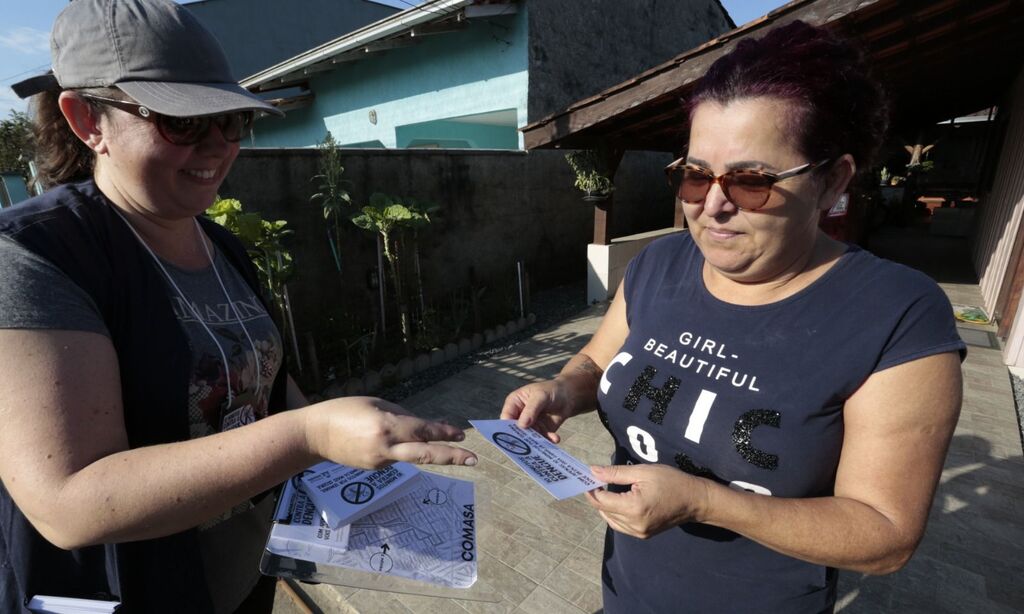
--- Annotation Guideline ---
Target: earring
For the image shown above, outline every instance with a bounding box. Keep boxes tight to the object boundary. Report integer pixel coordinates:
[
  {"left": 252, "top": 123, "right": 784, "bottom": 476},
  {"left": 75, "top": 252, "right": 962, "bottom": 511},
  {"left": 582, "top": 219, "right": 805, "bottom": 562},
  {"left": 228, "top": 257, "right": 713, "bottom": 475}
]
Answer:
[{"left": 826, "top": 193, "right": 849, "bottom": 218}]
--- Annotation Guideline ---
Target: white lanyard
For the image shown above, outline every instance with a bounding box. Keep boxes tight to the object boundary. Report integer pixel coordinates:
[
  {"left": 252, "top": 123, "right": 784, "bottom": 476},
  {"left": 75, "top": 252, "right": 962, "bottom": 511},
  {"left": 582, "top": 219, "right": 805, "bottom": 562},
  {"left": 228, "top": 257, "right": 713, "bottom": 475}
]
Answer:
[{"left": 112, "top": 209, "right": 262, "bottom": 407}]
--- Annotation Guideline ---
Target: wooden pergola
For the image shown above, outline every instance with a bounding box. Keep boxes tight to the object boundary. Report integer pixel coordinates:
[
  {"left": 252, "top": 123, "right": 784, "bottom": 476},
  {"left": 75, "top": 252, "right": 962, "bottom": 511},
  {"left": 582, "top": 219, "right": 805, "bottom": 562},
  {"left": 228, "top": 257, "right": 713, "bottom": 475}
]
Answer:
[{"left": 521, "top": 0, "right": 1024, "bottom": 245}]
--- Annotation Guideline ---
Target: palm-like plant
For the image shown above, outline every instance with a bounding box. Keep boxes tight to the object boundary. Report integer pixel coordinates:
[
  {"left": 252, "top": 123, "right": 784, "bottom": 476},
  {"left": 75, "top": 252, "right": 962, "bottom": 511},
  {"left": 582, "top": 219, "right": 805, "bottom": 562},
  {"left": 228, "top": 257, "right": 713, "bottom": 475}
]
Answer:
[
  {"left": 351, "top": 193, "right": 435, "bottom": 349},
  {"left": 310, "top": 133, "right": 352, "bottom": 278}
]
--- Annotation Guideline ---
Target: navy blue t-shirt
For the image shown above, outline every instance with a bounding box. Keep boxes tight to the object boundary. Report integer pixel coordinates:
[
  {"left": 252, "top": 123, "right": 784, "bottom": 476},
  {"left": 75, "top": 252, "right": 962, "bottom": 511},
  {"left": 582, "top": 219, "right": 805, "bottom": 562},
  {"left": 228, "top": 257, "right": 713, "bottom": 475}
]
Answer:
[{"left": 597, "top": 233, "right": 965, "bottom": 613}]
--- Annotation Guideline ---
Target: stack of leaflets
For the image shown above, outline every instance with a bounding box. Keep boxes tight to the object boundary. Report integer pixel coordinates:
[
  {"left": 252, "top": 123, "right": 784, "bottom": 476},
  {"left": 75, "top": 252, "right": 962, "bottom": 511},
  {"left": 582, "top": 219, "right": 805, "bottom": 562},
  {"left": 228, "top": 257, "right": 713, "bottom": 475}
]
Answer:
[{"left": 263, "top": 461, "right": 477, "bottom": 590}]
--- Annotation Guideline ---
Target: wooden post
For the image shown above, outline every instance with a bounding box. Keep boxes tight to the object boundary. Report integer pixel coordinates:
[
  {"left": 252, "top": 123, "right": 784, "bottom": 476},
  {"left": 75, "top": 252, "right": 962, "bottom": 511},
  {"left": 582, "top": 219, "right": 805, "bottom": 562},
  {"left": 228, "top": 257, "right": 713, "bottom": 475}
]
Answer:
[
  {"left": 593, "top": 196, "right": 612, "bottom": 245},
  {"left": 592, "top": 146, "right": 625, "bottom": 245},
  {"left": 672, "top": 147, "right": 686, "bottom": 229}
]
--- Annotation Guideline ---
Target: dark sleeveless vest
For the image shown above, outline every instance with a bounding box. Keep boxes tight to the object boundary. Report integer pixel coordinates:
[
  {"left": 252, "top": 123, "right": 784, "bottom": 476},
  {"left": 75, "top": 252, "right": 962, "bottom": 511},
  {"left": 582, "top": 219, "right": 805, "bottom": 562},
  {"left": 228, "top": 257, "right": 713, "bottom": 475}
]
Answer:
[{"left": 0, "top": 180, "right": 287, "bottom": 613}]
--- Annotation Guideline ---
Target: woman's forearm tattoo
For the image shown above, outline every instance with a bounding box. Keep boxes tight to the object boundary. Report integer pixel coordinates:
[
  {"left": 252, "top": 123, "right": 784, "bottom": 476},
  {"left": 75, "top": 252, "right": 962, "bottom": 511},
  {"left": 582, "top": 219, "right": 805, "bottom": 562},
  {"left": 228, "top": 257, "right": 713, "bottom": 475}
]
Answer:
[{"left": 573, "top": 355, "right": 604, "bottom": 379}]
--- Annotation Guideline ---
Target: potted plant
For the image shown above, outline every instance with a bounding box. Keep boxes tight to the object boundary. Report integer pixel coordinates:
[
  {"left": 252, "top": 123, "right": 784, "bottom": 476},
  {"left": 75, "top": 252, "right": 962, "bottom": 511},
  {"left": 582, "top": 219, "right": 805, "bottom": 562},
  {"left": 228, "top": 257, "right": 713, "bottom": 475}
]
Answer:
[
  {"left": 878, "top": 167, "right": 905, "bottom": 205},
  {"left": 565, "top": 150, "right": 615, "bottom": 201}
]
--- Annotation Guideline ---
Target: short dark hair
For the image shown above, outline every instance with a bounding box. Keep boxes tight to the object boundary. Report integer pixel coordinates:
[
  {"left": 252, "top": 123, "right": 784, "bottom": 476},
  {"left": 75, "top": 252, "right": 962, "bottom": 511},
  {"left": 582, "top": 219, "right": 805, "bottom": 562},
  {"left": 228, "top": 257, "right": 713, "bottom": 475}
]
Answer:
[{"left": 690, "top": 20, "right": 888, "bottom": 174}]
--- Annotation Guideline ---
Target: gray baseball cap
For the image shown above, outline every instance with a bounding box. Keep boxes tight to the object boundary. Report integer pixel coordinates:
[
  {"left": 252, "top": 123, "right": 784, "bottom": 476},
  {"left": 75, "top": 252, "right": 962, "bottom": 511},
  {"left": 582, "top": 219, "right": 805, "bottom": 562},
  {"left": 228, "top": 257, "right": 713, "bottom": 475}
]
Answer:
[{"left": 12, "top": 0, "right": 283, "bottom": 118}]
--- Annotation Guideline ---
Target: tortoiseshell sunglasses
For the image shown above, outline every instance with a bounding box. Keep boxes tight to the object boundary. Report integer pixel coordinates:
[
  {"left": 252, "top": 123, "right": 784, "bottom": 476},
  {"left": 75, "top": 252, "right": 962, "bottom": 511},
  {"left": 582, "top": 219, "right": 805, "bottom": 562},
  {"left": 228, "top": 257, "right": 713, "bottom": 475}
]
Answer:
[
  {"left": 80, "top": 94, "right": 255, "bottom": 146},
  {"left": 664, "top": 157, "right": 831, "bottom": 210}
]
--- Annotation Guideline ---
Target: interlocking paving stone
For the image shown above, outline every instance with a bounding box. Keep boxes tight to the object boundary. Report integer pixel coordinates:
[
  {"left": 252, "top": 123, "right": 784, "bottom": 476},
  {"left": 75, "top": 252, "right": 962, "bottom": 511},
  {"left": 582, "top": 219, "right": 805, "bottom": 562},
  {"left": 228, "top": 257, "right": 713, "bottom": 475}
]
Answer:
[
  {"left": 512, "top": 548, "right": 559, "bottom": 584},
  {"left": 543, "top": 564, "right": 604, "bottom": 612},
  {"left": 557, "top": 546, "right": 603, "bottom": 587},
  {"left": 516, "top": 585, "right": 586, "bottom": 614}
]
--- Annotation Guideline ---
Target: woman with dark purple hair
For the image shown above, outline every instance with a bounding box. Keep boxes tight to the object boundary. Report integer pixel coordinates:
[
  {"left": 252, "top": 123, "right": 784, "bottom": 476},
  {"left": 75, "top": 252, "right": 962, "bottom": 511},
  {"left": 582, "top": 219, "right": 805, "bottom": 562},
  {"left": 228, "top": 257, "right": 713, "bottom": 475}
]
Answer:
[{"left": 502, "top": 21, "right": 965, "bottom": 612}]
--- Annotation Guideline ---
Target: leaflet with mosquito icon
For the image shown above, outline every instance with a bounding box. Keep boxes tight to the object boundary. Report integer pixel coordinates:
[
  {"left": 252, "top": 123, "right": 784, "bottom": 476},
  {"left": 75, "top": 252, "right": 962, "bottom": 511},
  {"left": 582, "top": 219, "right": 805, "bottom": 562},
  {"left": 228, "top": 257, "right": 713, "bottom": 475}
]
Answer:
[
  {"left": 469, "top": 419, "right": 605, "bottom": 500},
  {"left": 297, "top": 461, "right": 420, "bottom": 529}
]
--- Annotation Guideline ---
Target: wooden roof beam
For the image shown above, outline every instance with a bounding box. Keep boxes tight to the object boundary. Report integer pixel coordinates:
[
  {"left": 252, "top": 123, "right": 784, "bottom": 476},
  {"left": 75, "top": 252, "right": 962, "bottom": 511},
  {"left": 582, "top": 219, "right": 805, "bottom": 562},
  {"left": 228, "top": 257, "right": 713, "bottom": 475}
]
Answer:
[{"left": 254, "top": 77, "right": 309, "bottom": 93}]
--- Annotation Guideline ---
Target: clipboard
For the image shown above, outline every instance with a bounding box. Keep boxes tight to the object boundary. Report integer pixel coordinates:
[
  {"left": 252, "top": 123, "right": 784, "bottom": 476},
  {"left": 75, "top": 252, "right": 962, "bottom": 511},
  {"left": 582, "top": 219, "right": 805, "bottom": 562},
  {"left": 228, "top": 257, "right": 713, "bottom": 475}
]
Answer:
[{"left": 260, "top": 469, "right": 500, "bottom": 602}]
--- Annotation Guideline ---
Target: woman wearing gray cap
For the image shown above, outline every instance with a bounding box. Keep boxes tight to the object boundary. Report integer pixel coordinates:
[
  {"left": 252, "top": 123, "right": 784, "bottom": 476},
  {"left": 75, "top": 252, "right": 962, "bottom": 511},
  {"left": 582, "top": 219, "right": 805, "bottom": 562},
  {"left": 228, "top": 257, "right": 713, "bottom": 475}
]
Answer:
[{"left": 0, "top": 1, "right": 476, "bottom": 612}]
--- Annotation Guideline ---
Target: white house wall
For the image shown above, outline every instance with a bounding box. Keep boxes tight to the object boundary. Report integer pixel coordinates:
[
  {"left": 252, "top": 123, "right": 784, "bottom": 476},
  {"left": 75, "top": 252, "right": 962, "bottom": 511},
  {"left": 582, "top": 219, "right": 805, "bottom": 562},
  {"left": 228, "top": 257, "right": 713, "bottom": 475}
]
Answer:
[{"left": 971, "top": 66, "right": 1024, "bottom": 365}]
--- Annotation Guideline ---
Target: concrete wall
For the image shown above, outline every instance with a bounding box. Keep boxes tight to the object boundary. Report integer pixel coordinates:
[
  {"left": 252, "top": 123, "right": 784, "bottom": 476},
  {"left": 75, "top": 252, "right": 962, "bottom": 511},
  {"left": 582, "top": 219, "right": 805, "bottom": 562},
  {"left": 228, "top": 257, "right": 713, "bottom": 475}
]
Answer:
[
  {"left": 185, "top": 0, "right": 398, "bottom": 80},
  {"left": 525, "top": 0, "right": 733, "bottom": 123},
  {"left": 587, "top": 227, "right": 685, "bottom": 303},
  {"left": 251, "top": 11, "right": 529, "bottom": 148},
  {"left": 218, "top": 147, "right": 671, "bottom": 353}
]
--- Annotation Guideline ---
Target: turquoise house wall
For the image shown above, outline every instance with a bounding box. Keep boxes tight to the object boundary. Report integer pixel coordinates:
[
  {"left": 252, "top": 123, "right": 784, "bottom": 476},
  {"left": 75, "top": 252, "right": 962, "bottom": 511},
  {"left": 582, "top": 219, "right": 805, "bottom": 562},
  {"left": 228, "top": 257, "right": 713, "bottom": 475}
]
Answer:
[
  {"left": 252, "top": 102, "right": 328, "bottom": 147},
  {"left": 251, "top": 8, "right": 529, "bottom": 149},
  {"left": 0, "top": 173, "right": 31, "bottom": 207}
]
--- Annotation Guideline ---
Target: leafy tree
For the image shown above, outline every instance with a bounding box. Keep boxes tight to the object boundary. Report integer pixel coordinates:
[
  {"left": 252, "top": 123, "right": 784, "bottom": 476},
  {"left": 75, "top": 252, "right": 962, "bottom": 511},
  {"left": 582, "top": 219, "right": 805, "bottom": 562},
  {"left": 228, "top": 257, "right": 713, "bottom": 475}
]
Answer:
[
  {"left": 0, "top": 111, "right": 34, "bottom": 182},
  {"left": 206, "top": 196, "right": 294, "bottom": 323}
]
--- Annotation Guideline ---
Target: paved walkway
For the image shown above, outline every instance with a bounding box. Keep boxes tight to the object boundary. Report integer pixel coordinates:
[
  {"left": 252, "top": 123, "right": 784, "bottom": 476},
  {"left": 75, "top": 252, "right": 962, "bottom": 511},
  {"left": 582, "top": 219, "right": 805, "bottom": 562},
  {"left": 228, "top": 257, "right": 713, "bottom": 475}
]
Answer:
[
  {"left": 273, "top": 308, "right": 612, "bottom": 614},
  {"left": 276, "top": 229, "right": 1024, "bottom": 614}
]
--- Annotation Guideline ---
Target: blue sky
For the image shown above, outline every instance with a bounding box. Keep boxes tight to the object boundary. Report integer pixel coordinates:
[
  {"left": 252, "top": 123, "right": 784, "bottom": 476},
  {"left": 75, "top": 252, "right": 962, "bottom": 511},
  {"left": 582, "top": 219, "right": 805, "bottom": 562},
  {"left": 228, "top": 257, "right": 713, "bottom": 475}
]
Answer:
[{"left": 0, "top": 0, "right": 785, "bottom": 119}]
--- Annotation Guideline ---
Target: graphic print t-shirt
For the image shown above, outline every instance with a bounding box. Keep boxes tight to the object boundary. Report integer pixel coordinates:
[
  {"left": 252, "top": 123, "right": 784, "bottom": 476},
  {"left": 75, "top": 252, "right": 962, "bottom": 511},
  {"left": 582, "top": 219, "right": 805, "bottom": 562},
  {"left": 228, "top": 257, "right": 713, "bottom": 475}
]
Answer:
[
  {"left": 160, "top": 248, "right": 281, "bottom": 444},
  {"left": 596, "top": 233, "right": 965, "bottom": 614}
]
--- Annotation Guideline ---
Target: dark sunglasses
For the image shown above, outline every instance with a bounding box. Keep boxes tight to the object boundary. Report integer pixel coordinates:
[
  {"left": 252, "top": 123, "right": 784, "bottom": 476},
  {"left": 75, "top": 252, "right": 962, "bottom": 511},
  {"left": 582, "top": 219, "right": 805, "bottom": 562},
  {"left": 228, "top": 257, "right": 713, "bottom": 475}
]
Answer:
[
  {"left": 80, "top": 94, "right": 254, "bottom": 146},
  {"left": 664, "top": 157, "right": 831, "bottom": 211}
]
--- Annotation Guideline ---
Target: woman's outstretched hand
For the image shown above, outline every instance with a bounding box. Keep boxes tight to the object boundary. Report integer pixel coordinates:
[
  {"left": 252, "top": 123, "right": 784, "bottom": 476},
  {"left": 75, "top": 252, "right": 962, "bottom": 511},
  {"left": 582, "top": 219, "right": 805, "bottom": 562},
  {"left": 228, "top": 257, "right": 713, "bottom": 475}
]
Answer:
[{"left": 305, "top": 396, "right": 477, "bottom": 469}]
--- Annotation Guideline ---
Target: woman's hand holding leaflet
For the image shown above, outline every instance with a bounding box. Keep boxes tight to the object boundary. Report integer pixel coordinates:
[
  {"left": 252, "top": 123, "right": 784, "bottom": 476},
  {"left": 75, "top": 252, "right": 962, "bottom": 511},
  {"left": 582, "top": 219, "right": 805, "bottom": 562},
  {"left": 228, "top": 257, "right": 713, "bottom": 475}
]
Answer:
[
  {"left": 586, "top": 464, "right": 711, "bottom": 539},
  {"left": 500, "top": 380, "right": 578, "bottom": 444}
]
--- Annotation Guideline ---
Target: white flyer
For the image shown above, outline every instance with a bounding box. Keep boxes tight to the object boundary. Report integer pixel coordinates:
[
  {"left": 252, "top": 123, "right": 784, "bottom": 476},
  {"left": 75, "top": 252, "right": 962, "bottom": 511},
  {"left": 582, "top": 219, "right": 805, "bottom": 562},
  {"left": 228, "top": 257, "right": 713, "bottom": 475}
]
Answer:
[
  {"left": 271, "top": 475, "right": 352, "bottom": 550},
  {"left": 27, "top": 594, "right": 121, "bottom": 613},
  {"left": 266, "top": 471, "right": 478, "bottom": 589},
  {"left": 298, "top": 461, "right": 420, "bottom": 528},
  {"left": 469, "top": 419, "right": 605, "bottom": 499}
]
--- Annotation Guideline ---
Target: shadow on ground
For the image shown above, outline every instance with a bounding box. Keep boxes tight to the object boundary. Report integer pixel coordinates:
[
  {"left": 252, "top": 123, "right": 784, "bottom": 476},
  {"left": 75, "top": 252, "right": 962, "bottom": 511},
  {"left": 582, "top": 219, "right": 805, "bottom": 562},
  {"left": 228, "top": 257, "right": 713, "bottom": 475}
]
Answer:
[{"left": 836, "top": 434, "right": 1024, "bottom": 612}]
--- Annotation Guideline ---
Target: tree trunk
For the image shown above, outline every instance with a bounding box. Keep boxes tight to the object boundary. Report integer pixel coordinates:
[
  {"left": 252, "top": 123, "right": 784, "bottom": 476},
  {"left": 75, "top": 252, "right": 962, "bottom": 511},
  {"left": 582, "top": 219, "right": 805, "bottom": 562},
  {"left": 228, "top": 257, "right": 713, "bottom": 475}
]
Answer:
[{"left": 382, "top": 231, "right": 412, "bottom": 352}]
